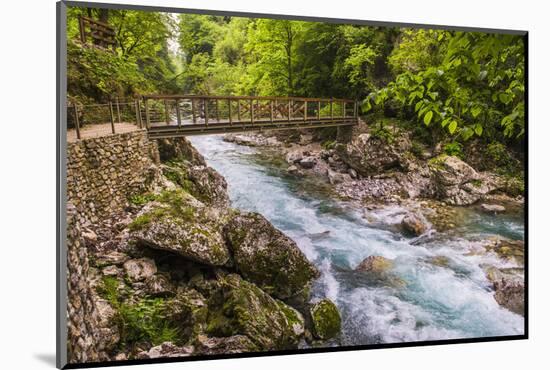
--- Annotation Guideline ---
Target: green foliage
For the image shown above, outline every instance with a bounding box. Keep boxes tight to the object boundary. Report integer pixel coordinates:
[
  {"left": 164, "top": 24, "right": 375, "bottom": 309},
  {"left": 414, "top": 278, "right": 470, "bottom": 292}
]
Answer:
[
  {"left": 365, "top": 32, "right": 525, "bottom": 144},
  {"left": 443, "top": 142, "right": 463, "bottom": 157},
  {"left": 67, "top": 6, "right": 178, "bottom": 102},
  {"left": 98, "top": 276, "right": 180, "bottom": 347},
  {"left": 321, "top": 140, "right": 336, "bottom": 150},
  {"left": 128, "top": 192, "right": 157, "bottom": 206},
  {"left": 371, "top": 126, "right": 395, "bottom": 144}
]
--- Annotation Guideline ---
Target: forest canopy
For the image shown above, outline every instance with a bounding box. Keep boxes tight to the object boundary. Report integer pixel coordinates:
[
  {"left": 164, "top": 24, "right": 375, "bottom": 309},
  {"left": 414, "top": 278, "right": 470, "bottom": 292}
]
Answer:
[{"left": 66, "top": 7, "right": 525, "bottom": 154}]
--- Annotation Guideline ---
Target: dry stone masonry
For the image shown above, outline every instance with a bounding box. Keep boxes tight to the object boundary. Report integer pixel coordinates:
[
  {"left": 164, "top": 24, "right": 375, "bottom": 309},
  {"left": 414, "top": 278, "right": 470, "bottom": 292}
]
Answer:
[{"left": 66, "top": 130, "right": 160, "bottom": 223}]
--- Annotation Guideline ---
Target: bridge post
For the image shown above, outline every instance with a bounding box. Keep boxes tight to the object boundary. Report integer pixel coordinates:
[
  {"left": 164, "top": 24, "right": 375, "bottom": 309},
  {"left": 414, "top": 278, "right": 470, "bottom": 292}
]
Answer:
[
  {"left": 144, "top": 98, "right": 150, "bottom": 129},
  {"left": 336, "top": 125, "right": 353, "bottom": 144},
  {"left": 108, "top": 101, "right": 116, "bottom": 134}
]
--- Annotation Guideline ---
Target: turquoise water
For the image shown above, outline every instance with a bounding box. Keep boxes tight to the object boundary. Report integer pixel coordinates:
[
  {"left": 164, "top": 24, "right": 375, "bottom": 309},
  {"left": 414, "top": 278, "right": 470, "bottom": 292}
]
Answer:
[{"left": 190, "top": 135, "right": 524, "bottom": 345}]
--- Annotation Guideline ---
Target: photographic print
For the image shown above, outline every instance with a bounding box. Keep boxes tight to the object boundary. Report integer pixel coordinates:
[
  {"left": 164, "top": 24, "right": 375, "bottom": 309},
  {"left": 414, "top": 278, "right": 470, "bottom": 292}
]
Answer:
[{"left": 58, "top": 1, "right": 527, "bottom": 367}]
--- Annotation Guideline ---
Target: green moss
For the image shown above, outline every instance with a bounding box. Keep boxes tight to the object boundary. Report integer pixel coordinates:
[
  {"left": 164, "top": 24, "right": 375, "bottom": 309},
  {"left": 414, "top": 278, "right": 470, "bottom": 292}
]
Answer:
[
  {"left": 310, "top": 299, "right": 341, "bottom": 340},
  {"left": 128, "top": 192, "right": 157, "bottom": 207},
  {"left": 428, "top": 154, "right": 448, "bottom": 170},
  {"left": 128, "top": 213, "right": 154, "bottom": 231},
  {"left": 321, "top": 140, "right": 336, "bottom": 150},
  {"left": 470, "top": 179, "right": 483, "bottom": 188}
]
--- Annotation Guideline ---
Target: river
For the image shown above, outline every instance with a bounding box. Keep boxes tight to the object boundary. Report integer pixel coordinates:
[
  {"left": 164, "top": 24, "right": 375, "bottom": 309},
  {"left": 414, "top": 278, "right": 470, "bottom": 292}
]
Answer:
[{"left": 189, "top": 135, "right": 524, "bottom": 346}]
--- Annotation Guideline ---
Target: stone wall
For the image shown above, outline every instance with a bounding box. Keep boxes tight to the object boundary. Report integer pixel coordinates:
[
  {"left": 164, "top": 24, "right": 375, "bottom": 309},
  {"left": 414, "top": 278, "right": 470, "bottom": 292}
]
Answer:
[
  {"left": 66, "top": 130, "right": 160, "bottom": 223},
  {"left": 66, "top": 204, "right": 106, "bottom": 363}
]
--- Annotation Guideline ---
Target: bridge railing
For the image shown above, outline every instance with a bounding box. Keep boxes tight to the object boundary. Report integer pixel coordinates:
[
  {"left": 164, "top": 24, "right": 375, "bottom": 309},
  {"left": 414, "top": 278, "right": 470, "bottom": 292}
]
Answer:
[{"left": 141, "top": 95, "right": 358, "bottom": 134}]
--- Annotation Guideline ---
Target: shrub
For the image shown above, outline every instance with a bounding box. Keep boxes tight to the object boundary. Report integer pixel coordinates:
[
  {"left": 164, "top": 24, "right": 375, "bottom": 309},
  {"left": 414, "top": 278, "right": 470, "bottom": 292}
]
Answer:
[{"left": 443, "top": 142, "right": 463, "bottom": 158}]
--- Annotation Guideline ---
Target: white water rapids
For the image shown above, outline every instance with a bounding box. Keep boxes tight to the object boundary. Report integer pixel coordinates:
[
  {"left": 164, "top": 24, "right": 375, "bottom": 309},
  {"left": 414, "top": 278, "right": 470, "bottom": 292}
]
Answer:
[{"left": 189, "top": 135, "right": 524, "bottom": 345}]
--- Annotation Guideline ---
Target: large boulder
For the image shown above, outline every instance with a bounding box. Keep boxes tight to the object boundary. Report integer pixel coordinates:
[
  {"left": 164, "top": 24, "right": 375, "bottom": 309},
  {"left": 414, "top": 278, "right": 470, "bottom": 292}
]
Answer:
[
  {"left": 129, "top": 190, "right": 231, "bottom": 266},
  {"left": 309, "top": 299, "right": 342, "bottom": 340},
  {"left": 429, "top": 155, "right": 503, "bottom": 205},
  {"left": 224, "top": 212, "right": 319, "bottom": 300},
  {"left": 401, "top": 212, "right": 430, "bottom": 236},
  {"left": 206, "top": 274, "right": 305, "bottom": 350},
  {"left": 337, "top": 131, "right": 413, "bottom": 176},
  {"left": 156, "top": 137, "right": 206, "bottom": 165}
]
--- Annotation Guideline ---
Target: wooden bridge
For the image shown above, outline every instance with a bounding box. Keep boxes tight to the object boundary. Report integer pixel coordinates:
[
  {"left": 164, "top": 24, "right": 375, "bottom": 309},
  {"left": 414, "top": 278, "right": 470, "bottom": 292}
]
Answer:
[
  {"left": 68, "top": 95, "right": 358, "bottom": 140},
  {"left": 142, "top": 95, "right": 358, "bottom": 138}
]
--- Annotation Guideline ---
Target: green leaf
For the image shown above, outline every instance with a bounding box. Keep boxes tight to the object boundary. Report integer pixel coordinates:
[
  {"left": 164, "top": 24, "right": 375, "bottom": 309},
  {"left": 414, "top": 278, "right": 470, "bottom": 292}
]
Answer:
[
  {"left": 448, "top": 120, "right": 458, "bottom": 134},
  {"left": 423, "top": 111, "right": 433, "bottom": 126},
  {"left": 474, "top": 124, "right": 483, "bottom": 136},
  {"left": 471, "top": 106, "right": 482, "bottom": 118},
  {"left": 415, "top": 100, "right": 424, "bottom": 112}
]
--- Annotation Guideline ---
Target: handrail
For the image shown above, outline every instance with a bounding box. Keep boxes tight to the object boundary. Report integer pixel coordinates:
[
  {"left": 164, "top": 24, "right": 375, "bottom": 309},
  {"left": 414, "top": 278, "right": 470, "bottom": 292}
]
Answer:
[{"left": 142, "top": 94, "right": 356, "bottom": 103}]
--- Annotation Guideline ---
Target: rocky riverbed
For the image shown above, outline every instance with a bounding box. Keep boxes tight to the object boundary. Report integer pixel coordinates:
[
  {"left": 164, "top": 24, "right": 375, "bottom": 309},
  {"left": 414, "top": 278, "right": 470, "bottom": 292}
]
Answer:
[{"left": 220, "top": 125, "right": 525, "bottom": 326}]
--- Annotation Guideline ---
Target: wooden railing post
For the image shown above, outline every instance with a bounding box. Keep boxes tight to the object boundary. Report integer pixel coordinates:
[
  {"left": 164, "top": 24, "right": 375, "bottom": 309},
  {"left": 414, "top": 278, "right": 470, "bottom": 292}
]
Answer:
[
  {"left": 343, "top": 102, "right": 346, "bottom": 118},
  {"left": 228, "top": 99, "right": 233, "bottom": 125},
  {"left": 317, "top": 100, "right": 321, "bottom": 120},
  {"left": 175, "top": 99, "right": 182, "bottom": 128},
  {"left": 144, "top": 98, "right": 150, "bottom": 129},
  {"left": 135, "top": 99, "right": 141, "bottom": 128},
  {"left": 204, "top": 99, "right": 209, "bottom": 126},
  {"left": 115, "top": 97, "right": 121, "bottom": 123},
  {"left": 191, "top": 98, "right": 197, "bottom": 124},
  {"left": 108, "top": 100, "right": 116, "bottom": 134},
  {"left": 237, "top": 99, "right": 241, "bottom": 121},
  {"left": 288, "top": 99, "right": 291, "bottom": 122},
  {"left": 304, "top": 101, "right": 307, "bottom": 122},
  {"left": 216, "top": 99, "right": 220, "bottom": 122},
  {"left": 250, "top": 99, "right": 254, "bottom": 124},
  {"left": 330, "top": 99, "right": 333, "bottom": 122},
  {"left": 270, "top": 99, "right": 274, "bottom": 123},
  {"left": 73, "top": 103, "right": 81, "bottom": 140},
  {"left": 164, "top": 99, "right": 170, "bottom": 125},
  {"left": 354, "top": 100, "right": 358, "bottom": 120}
]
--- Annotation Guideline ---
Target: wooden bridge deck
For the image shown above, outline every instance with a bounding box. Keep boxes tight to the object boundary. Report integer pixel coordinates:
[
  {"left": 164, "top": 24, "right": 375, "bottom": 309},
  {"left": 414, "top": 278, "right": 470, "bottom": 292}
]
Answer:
[{"left": 68, "top": 94, "right": 358, "bottom": 140}]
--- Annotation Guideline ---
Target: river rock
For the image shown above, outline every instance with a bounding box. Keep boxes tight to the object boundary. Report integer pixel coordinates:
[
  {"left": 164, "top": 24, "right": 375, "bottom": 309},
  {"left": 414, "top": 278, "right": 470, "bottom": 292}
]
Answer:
[
  {"left": 485, "top": 266, "right": 524, "bottom": 315},
  {"left": 326, "top": 169, "right": 349, "bottom": 185},
  {"left": 309, "top": 299, "right": 342, "bottom": 340},
  {"left": 206, "top": 274, "right": 305, "bottom": 350},
  {"left": 196, "top": 334, "right": 258, "bottom": 355},
  {"left": 481, "top": 203, "right": 506, "bottom": 213},
  {"left": 136, "top": 342, "right": 194, "bottom": 359},
  {"left": 337, "top": 130, "right": 412, "bottom": 176},
  {"left": 94, "top": 251, "right": 129, "bottom": 267},
  {"left": 429, "top": 155, "right": 502, "bottom": 205},
  {"left": 123, "top": 258, "right": 157, "bottom": 282},
  {"left": 355, "top": 256, "right": 393, "bottom": 273},
  {"left": 286, "top": 151, "right": 303, "bottom": 164},
  {"left": 129, "top": 190, "right": 231, "bottom": 267},
  {"left": 299, "top": 156, "right": 317, "bottom": 169},
  {"left": 287, "top": 165, "right": 301, "bottom": 174},
  {"left": 401, "top": 212, "right": 429, "bottom": 236},
  {"left": 224, "top": 212, "right": 319, "bottom": 299}
]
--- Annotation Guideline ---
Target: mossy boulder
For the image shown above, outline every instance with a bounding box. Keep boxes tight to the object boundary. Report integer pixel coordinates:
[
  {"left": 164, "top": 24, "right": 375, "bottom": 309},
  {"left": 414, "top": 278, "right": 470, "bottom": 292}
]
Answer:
[
  {"left": 206, "top": 274, "right": 304, "bottom": 351},
  {"left": 129, "top": 190, "right": 231, "bottom": 266},
  {"left": 224, "top": 212, "right": 319, "bottom": 300},
  {"left": 162, "top": 162, "right": 229, "bottom": 206},
  {"left": 310, "top": 299, "right": 341, "bottom": 340}
]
